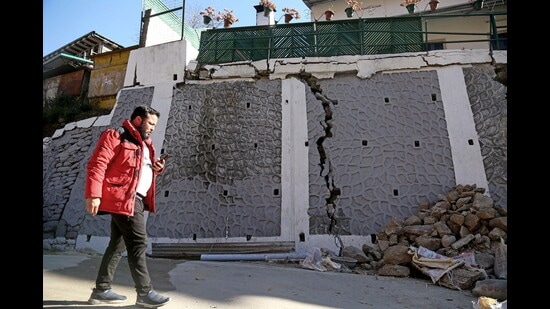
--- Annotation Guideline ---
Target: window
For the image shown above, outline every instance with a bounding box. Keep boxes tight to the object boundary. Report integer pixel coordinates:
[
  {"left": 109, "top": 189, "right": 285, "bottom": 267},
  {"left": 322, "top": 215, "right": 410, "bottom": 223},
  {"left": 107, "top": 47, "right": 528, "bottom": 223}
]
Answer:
[
  {"left": 424, "top": 41, "right": 444, "bottom": 51},
  {"left": 492, "top": 32, "right": 507, "bottom": 50}
]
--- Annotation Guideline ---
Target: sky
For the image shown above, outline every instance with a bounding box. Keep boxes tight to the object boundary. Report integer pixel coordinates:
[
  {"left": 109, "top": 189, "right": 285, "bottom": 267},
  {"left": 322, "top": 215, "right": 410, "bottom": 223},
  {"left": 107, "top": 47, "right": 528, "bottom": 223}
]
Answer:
[{"left": 43, "top": 0, "right": 311, "bottom": 57}]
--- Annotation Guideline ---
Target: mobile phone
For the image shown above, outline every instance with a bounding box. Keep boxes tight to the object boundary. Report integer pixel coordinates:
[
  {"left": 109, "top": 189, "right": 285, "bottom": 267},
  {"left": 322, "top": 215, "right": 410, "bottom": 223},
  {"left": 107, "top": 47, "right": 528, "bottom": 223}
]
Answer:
[{"left": 159, "top": 153, "right": 172, "bottom": 160}]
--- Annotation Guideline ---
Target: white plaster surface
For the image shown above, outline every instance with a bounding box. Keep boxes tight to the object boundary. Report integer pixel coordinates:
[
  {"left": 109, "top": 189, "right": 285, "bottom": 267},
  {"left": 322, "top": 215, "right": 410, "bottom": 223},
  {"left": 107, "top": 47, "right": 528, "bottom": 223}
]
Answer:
[
  {"left": 424, "top": 49, "right": 492, "bottom": 66},
  {"left": 493, "top": 50, "right": 507, "bottom": 64},
  {"left": 75, "top": 117, "right": 96, "bottom": 129},
  {"left": 251, "top": 59, "right": 269, "bottom": 72},
  {"left": 281, "top": 78, "right": 310, "bottom": 253},
  {"left": 211, "top": 64, "right": 256, "bottom": 79},
  {"left": 124, "top": 40, "right": 189, "bottom": 87},
  {"left": 437, "top": 66, "right": 489, "bottom": 191},
  {"left": 149, "top": 83, "right": 175, "bottom": 154},
  {"left": 51, "top": 128, "right": 64, "bottom": 139},
  {"left": 270, "top": 62, "right": 305, "bottom": 80},
  {"left": 357, "top": 56, "right": 426, "bottom": 78}
]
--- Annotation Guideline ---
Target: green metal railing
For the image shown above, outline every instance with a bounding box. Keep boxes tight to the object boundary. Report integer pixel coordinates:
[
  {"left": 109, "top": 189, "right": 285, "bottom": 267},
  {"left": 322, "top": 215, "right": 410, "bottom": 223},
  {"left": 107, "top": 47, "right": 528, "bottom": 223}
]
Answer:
[{"left": 196, "top": 12, "right": 506, "bottom": 65}]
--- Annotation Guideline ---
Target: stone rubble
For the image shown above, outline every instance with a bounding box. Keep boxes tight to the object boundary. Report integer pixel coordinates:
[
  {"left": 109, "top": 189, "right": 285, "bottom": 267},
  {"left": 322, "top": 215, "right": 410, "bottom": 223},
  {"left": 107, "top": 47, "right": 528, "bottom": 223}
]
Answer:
[{"left": 331, "top": 184, "right": 507, "bottom": 297}]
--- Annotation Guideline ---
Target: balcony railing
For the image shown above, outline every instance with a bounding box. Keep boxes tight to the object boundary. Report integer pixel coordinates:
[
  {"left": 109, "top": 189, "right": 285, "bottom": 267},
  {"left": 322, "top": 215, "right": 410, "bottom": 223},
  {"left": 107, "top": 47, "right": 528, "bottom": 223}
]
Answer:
[{"left": 196, "top": 12, "right": 507, "bottom": 65}]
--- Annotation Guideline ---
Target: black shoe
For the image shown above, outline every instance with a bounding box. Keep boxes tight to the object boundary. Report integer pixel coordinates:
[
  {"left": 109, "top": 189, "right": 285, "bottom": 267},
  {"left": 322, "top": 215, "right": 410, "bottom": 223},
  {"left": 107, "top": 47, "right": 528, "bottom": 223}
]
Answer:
[
  {"left": 88, "top": 288, "right": 127, "bottom": 304},
  {"left": 136, "top": 290, "right": 171, "bottom": 308}
]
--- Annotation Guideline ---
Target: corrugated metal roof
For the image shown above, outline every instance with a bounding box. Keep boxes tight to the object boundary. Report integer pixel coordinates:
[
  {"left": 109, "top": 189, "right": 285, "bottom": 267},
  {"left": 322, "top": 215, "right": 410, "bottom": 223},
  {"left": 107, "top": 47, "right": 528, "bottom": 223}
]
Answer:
[
  {"left": 43, "top": 31, "right": 124, "bottom": 64},
  {"left": 43, "top": 31, "right": 125, "bottom": 78},
  {"left": 42, "top": 53, "right": 94, "bottom": 78}
]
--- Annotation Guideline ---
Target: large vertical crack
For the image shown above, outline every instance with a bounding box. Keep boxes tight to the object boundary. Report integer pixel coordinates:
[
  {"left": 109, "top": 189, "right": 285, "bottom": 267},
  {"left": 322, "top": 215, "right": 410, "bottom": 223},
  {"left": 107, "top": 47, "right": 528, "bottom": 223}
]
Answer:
[
  {"left": 303, "top": 75, "right": 343, "bottom": 251},
  {"left": 314, "top": 91, "right": 341, "bottom": 234}
]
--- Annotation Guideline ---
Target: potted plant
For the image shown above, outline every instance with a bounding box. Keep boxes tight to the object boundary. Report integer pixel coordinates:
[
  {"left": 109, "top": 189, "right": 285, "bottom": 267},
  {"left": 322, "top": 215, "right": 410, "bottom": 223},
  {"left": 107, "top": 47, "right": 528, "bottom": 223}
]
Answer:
[
  {"left": 216, "top": 9, "right": 239, "bottom": 28},
  {"left": 282, "top": 7, "right": 301, "bottom": 23},
  {"left": 259, "top": 0, "right": 277, "bottom": 16},
  {"left": 470, "top": 0, "right": 484, "bottom": 10},
  {"left": 400, "top": 0, "right": 422, "bottom": 14},
  {"left": 200, "top": 6, "right": 216, "bottom": 25},
  {"left": 324, "top": 7, "right": 335, "bottom": 21},
  {"left": 428, "top": 0, "right": 440, "bottom": 11},
  {"left": 344, "top": 0, "right": 363, "bottom": 18}
]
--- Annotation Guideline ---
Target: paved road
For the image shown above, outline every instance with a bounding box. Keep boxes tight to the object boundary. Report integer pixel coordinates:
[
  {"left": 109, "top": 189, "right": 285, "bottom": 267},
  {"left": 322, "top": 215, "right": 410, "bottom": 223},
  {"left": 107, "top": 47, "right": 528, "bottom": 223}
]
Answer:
[{"left": 43, "top": 252, "right": 478, "bottom": 308}]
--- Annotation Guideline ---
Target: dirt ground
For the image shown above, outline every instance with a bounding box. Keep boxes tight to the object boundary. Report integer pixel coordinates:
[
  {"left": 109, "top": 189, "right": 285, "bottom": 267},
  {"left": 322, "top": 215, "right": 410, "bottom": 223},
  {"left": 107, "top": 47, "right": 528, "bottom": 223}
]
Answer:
[{"left": 43, "top": 250, "right": 479, "bottom": 309}]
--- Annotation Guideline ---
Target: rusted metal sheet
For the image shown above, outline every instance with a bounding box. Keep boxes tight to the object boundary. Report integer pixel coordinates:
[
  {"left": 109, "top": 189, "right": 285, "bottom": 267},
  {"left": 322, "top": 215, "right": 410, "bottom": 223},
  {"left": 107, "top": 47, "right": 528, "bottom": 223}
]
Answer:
[
  {"left": 58, "top": 69, "right": 88, "bottom": 97},
  {"left": 88, "top": 49, "right": 133, "bottom": 98}
]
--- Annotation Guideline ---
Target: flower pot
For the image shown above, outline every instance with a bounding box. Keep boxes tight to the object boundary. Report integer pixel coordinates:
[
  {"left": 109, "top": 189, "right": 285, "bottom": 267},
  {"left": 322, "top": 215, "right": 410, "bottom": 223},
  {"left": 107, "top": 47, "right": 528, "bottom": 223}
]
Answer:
[
  {"left": 473, "top": 0, "right": 484, "bottom": 10},
  {"left": 264, "top": 6, "right": 272, "bottom": 17},
  {"left": 429, "top": 0, "right": 440, "bottom": 11},
  {"left": 345, "top": 7, "right": 354, "bottom": 18},
  {"left": 224, "top": 19, "right": 233, "bottom": 28},
  {"left": 406, "top": 3, "right": 415, "bottom": 14},
  {"left": 203, "top": 15, "right": 212, "bottom": 25},
  {"left": 324, "top": 10, "right": 334, "bottom": 21},
  {"left": 284, "top": 14, "right": 293, "bottom": 24}
]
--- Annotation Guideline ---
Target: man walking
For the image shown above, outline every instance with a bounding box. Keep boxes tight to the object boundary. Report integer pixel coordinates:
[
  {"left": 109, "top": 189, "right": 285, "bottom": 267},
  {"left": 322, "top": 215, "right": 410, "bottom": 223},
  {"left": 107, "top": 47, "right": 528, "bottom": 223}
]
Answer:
[{"left": 85, "top": 105, "right": 170, "bottom": 308}]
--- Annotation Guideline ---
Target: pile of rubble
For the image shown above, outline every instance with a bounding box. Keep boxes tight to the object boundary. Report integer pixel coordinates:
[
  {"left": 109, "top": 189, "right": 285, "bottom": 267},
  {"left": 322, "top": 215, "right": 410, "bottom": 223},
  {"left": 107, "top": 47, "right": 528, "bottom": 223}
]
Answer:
[{"left": 332, "top": 184, "right": 507, "bottom": 299}]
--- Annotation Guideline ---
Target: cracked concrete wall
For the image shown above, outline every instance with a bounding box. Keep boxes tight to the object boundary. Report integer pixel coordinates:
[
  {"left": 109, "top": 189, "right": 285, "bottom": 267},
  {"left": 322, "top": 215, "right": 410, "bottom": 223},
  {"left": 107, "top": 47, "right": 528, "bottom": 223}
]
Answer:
[
  {"left": 149, "top": 80, "right": 284, "bottom": 239},
  {"left": 307, "top": 71, "right": 455, "bottom": 236},
  {"left": 464, "top": 65, "right": 507, "bottom": 209},
  {"left": 43, "top": 49, "right": 507, "bottom": 254}
]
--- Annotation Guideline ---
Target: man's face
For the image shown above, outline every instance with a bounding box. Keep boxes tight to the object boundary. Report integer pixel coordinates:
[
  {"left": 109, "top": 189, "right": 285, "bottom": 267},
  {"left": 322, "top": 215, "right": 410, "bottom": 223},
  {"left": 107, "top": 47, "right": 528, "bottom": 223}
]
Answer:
[{"left": 136, "top": 114, "right": 158, "bottom": 140}]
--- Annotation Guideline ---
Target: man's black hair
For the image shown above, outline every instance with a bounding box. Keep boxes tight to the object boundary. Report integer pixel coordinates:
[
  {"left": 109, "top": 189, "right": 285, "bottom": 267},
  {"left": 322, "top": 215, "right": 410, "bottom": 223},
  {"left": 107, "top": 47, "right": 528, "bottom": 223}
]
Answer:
[{"left": 131, "top": 105, "right": 160, "bottom": 120}]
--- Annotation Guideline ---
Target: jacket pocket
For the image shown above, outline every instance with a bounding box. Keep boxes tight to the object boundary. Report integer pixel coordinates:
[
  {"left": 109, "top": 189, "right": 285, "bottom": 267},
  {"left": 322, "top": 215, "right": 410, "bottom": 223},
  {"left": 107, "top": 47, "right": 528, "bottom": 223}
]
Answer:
[
  {"left": 104, "top": 177, "right": 132, "bottom": 201},
  {"left": 115, "top": 142, "right": 139, "bottom": 169}
]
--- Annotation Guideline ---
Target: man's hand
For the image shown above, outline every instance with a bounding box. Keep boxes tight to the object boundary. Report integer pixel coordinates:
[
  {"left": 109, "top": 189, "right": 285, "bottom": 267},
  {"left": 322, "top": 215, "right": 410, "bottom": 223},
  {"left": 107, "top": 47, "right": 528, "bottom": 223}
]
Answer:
[
  {"left": 152, "top": 158, "right": 165, "bottom": 172},
  {"left": 86, "top": 197, "right": 101, "bottom": 216}
]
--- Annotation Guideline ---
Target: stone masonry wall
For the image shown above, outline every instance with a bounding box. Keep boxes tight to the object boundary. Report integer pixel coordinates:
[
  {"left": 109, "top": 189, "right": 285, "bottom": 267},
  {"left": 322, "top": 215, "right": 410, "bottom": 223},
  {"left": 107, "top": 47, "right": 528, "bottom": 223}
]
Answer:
[{"left": 42, "top": 52, "right": 507, "bottom": 253}]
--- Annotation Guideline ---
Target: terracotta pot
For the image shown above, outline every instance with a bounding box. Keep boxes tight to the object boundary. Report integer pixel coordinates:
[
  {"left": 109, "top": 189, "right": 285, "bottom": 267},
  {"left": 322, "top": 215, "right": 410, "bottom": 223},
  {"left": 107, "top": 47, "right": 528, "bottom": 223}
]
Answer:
[
  {"left": 284, "top": 14, "right": 293, "bottom": 24},
  {"left": 429, "top": 0, "right": 440, "bottom": 11},
  {"left": 473, "top": 0, "right": 484, "bottom": 10},
  {"left": 224, "top": 19, "right": 233, "bottom": 28},
  {"left": 325, "top": 10, "right": 334, "bottom": 21}
]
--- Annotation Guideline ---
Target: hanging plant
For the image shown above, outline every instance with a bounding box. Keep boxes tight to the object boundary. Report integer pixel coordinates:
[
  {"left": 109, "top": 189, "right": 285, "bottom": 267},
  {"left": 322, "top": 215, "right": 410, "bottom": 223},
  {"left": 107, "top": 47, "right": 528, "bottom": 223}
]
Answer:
[
  {"left": 200, "top": 6, "right": 216, "bottom": 25},
  {"left": 216, "top": 9, "right": 239, "bottom": 28},
  {"left": 282, "top": 7, "right": 301, "bottom": 23},
  {"left": 400, "top": 0, "right": 421, "bottom": 14},
  {"left": 470, "top": 0, "right": 485, "bottom": 10},
  {"left": 324, "top": 8, "right": 335, "bottom": 21},
  {"left": 345, "top": 7, "right": 354, "bottom": 18},
  {"left": 345, "top": 0, "right": 363, "bottom": 17},
  {"left": 429, "top": 0, "right": 440, "bottom": 11},
  {"left": 259, "top": 0, "right": 277, "bottom": 16}
]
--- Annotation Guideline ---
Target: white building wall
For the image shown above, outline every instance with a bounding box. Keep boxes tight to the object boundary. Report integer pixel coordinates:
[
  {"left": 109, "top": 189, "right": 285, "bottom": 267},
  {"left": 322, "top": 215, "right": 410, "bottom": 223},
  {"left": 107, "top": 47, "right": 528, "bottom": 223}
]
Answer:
[
  {"left": 437, "top": 65, "right": 489, "bottom": 193},
  {"left": 124, "top": 40, "right": 196, "bottom": 87},
  {"left": 281, "top": 78, "right": 311, "bottom": 253},
  {"left": 145, "top": 15, "right": 181, "bottom": 48},
  {"left": 308, "top": 0, "right": 480, "bottom": 21}
]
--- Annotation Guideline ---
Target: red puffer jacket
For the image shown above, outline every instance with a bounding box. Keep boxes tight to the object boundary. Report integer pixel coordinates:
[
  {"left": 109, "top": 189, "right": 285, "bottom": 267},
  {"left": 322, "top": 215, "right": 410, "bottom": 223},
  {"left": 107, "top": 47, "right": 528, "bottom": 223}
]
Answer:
[{"left": 85, "top": 119, "right": 160, "bottom": 216}]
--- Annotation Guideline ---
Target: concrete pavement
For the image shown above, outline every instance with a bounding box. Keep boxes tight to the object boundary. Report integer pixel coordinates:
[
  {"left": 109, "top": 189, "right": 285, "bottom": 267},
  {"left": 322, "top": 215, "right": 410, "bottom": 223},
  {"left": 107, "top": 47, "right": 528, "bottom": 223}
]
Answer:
[{"left": 43, "top": 251, "right": 478, "bottom": 309}]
